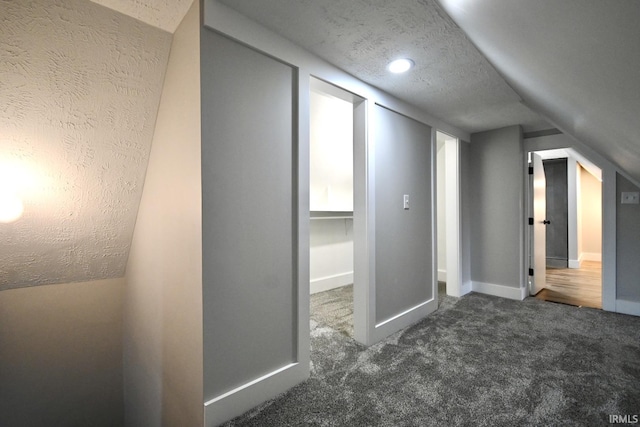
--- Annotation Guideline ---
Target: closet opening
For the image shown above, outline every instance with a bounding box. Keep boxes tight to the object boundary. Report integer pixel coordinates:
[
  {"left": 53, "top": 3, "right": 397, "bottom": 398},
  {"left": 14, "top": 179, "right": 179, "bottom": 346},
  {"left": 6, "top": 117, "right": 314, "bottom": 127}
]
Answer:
[{"left": 308, "top": 77, "right": 363, "bottom": 340}]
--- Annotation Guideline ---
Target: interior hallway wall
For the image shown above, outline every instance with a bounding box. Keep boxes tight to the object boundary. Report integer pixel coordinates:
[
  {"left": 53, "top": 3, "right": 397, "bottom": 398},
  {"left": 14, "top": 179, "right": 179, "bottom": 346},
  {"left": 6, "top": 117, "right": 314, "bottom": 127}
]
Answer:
[
  {"left": 374, "top": 105, "right": 433, "bottom": 323},
  {"left": 572, "top": 157, "right": 582, "bottom": 266},
  {"left": 460, "top": 140, "right": 472, "bottom": 291},
  {"left": 200, "top": 26, "right": 300, "bottom": 413},
  {"left": 123, "top": 2, "right": 203, "bottom": 426},
  {"left": 436, "top": 138, "right": 447, "bottom": 282},
  {"left": 616, "top": 173, "right": 640, "bottom": 305},
  {"left": 579, "top": 165, "right": 602, "bottom": 261},
  {"left": 0, "top": 278, "right": 124, "bottom": 426},
  {"left": 468, "top": 126, "right": 525, "bottom": 298}
]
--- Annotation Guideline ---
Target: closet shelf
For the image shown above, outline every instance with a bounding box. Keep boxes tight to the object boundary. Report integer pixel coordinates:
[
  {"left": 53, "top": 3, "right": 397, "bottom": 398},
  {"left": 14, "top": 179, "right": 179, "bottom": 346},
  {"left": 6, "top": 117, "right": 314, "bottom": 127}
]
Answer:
[{"left": 310, "top": 211, "right": 353, "bottom": 220}]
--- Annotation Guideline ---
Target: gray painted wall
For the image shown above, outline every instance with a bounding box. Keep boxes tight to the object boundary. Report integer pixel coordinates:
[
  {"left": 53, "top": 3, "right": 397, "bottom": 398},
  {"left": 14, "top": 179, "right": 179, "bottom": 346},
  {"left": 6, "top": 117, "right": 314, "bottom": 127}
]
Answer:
[
  {"left": 374, "top": 105, "right": 433, "bottom": 323},
  {"left": 123, "top": 2, "right": 204, "bottom": 426},
  {"left": 436, "top": 138, "right": 447, "bottom": 280},
  {"left": 460, "top": 140, "right": 472, "bottom": 288},
  {"left": 616, "top": 173, "right": 640, "bottom": 302},
  {"left": 201, "top": 29, "right": 297, "bottom": 400},
  {"left": 468, "top": 126, "right": 524, "bottom": 288},
  {"left": 0, "top": 278, "right": 124, "bottom": 427}
]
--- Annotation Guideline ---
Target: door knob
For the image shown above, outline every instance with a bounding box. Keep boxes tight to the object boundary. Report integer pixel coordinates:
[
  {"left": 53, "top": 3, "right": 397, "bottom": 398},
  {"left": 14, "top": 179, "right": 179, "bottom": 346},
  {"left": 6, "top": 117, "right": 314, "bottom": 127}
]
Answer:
[{"left": 542, "top": 220, "right": 551, "bottom": 225}]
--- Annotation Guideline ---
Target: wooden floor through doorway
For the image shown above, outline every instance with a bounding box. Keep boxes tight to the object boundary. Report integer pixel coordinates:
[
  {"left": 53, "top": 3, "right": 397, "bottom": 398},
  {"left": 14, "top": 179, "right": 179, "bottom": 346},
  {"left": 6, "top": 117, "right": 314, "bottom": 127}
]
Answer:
[{"left": 535, "top": 261, "right": 602, "bottom": 309}]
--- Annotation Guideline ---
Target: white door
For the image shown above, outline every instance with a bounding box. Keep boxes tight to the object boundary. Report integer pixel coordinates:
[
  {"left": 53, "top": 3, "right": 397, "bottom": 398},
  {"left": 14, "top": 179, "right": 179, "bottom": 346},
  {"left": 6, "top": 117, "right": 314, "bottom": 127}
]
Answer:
[{"left": 531, "top": 153, "right": 547, "bottom": 295}]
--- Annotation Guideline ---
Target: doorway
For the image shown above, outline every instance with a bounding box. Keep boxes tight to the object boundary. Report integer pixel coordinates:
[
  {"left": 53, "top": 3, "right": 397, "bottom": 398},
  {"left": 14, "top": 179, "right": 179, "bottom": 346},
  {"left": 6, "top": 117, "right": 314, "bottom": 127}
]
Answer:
[
  {"left": 436, "top": 130, "right": 464, "bottom": 299},
  {"left": 308, "top": 78, "right": 363, "bottom": 338},
  {"left": 527, "top": 148, "right": 603, "bottom": 308}
]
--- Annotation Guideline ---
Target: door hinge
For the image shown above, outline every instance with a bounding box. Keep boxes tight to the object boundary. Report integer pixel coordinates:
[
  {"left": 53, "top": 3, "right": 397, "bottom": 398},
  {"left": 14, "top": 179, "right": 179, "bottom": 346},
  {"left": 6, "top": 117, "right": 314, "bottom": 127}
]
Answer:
[
  {"left": 529, "top": 217, "right": 534, "bottom": 225},
  {"left": 529, "top": 268, "right": 534, "bottom": 276},
  {"left": 528, "top": 166, "right": 534, "bottom": 175}
]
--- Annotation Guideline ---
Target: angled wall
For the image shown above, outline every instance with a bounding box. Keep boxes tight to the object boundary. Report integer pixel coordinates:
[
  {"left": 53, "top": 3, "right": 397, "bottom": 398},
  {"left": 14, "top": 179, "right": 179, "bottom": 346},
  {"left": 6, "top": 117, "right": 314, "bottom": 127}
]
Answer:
[
  {"left": 123, "top": 2, "right": 203, "bottom": 426},
  {"left": 0, "top": 0, "right": 171, "bottom": 290}
]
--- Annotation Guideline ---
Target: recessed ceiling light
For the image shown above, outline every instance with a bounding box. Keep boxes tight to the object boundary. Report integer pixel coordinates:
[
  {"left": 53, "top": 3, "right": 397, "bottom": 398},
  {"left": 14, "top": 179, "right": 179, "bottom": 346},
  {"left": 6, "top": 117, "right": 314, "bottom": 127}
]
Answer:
[{"left": 388, "top": 58, "right": 414, "bottom": 74}]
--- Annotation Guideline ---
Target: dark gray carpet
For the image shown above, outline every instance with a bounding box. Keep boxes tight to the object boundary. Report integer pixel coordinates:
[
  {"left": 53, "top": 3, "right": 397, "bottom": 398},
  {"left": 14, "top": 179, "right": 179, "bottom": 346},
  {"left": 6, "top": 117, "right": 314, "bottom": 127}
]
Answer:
[
  {"left": 310, "top": 285, "right": 354, "bottom": 337},
  {"left": 309, "top": 282, "right": 448, "bottom": 338},
  {"left": 223, "top": 292, "right": 640, "bottom": 426}
]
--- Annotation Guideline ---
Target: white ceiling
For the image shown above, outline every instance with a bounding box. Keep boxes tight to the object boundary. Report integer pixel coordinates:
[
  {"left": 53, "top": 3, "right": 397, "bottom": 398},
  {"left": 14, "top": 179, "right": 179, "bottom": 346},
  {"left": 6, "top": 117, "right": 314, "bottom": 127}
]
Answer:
[{"left": 218, "top": 0, "right": 550, "bottom": 134}]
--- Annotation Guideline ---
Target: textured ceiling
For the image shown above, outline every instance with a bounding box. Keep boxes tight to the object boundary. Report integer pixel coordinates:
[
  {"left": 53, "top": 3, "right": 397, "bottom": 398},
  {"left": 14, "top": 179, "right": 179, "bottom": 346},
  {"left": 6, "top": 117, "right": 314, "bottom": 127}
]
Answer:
[
  {"left": 439, "top": 0, "right": 640, "bottom": 185},
  {"left": 0, "top": 0, "right": 171, "bottom": 289},
  {"left": 218, "top": 0, "right": 550, "bottom": 134},
  {"left": 90, "top": 0, "right": 193, "bottom": 33}
]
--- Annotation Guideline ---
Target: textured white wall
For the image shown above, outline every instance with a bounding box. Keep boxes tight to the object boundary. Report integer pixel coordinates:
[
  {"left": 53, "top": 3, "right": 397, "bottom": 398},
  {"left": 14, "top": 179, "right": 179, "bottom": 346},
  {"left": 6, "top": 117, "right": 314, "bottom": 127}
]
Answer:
[{"left": 0, "top": 0, "right": 171, "bottom": 289}]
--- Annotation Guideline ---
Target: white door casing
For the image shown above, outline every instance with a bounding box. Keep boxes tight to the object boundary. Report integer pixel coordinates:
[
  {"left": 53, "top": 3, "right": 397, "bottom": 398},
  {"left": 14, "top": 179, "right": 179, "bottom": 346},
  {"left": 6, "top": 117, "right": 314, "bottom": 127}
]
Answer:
[{"left": 531, "top": 152, "right": 547, "bottom": 295}]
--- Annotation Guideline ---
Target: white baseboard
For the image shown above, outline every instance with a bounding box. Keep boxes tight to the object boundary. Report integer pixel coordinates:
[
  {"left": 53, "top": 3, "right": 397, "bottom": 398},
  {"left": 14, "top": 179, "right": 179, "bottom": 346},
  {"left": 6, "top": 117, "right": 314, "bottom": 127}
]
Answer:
[
  {"left": 446, "top": 280, "right": 472, "bottom": 297},
  {"left": 310, "top": 272, "right": 353, "bottom": 294},
  {"left": 616, "top": 299, "right": 640, "bottom": 317},
  {"left": 568, "top": 259, "right": 581, "bottom": 269},
  {"left": 368, "top": 298, "right": 438, "bottom": 346},
  {"left": 472, "top": 281, "right": 527, "bottom": 301},
  {"left": 437, "top": 269, "right": 447, "bottom": 282},
  {"left": 460, "top": 280, "right": 472, "bottom": 296},
  {"left": 581, "top": 252, "right": 602, "bottom": 262},
  {"left": 204, "top": 362, "right": 307, "bottom": 426}
]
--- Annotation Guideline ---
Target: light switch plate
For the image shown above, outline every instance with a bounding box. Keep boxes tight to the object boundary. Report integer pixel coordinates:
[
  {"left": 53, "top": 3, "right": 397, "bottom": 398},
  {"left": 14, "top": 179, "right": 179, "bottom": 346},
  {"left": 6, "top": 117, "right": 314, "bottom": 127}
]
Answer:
[
  {"left": 621, "top": 192, "right": 639, "bottom": 204},
  {"left": 403, "top": 194, "right": 410, "bottom": 210}
]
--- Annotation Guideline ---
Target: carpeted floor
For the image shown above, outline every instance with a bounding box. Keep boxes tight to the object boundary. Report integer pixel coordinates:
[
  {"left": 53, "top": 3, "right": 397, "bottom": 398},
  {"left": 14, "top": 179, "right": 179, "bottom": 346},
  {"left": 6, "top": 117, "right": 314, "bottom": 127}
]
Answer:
[
  {"left": 224, "top": 291, "right": 640, "bottom": 426},
  {"left": 310, "top": 284, "right": 354, "bottom": 337},
  {"left": 309, "top": 282, "right": 448, "bottom": 338}
]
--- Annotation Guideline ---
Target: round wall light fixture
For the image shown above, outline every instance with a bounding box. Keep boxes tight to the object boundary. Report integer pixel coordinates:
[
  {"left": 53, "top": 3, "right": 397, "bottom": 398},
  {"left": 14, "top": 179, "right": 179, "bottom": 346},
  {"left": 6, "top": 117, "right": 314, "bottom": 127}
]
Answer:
[{"left": 388, "top": 58, "right": 415, "bottom": 74}]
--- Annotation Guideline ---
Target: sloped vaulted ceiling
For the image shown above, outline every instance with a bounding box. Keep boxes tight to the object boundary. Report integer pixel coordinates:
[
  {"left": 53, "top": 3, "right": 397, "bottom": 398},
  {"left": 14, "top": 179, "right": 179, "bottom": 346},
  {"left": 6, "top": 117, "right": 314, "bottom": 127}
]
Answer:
[
  {"left": 438, "top": 0, "right": 640, "bottom": 185},
  {"left": 89, "top": 0, "right": 193, "bottom": 33},
  {"left": 218, "top": 0, "right": 551, "bottom": 134},
  {"left": 218, "top": 0, "right": 639, "bottom": 183},
  {"left": 0, "top": 0, "right": 171, "bottom": 289}
]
